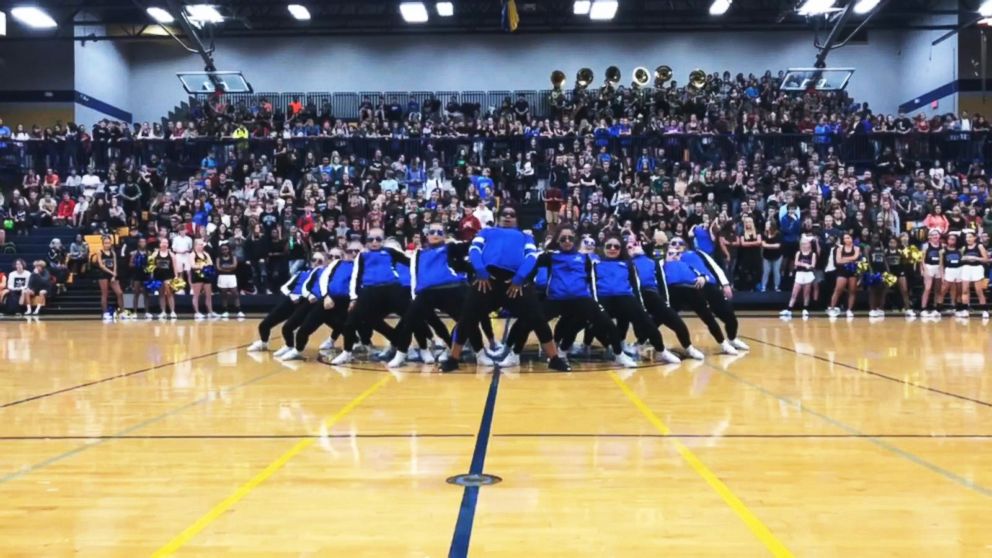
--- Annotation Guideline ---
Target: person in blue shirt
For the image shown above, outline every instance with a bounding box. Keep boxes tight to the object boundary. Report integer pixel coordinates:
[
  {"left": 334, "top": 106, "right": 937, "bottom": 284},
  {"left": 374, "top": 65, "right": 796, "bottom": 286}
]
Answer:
[
  {"left": 503, "top": 226, "right": 634, "bottom": 368},
  {"left": 246, "top": 259, "right": 318, "bottom": 353},
  {"left": 689, "top": 218, "right": 717, "bottom": 256},
  {"left": 273, "top": 252, "right": 330, "bottom": 361},
  {"left": 387, "top": 228, "right": 494, "bottom": 368},
  {"left": 668, "top": 237, "right": 748, "bottom": 355},
  {"left": 624, "top": 242, "right": 703, "bottom": 360},
  {"left": 442, "top": 206, "right": 569, "bottom": 372},
  {"left": 557, "top": 235, "right": 682, "bottom": 364},
  {"left": 331, "top": 228, "right": 411, "bottom": 365}
]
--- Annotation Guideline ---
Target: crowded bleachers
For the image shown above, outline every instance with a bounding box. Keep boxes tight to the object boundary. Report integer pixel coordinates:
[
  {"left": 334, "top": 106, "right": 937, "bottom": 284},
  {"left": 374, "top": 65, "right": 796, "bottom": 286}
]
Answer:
[{"left": 2, "top": 68, "right": 992, "bottom": 316}]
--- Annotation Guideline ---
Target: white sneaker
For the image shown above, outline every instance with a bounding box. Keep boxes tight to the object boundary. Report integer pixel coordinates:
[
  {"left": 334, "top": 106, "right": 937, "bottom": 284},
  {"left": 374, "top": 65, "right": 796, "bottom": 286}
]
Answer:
[
  {"left": 144, "top": 313, "right": 153, "bottom": 320},
  {"left": 319, "top": 337, "right": 334, "bottom": 351},
  {"left": 387, "top": 351, "right": 407, "bottom": 368},
  {"left": 720, "top": 340, "right": 739, "bottom": 355},
  {"left": 826, "top": 307, "right": 839, "bottom": 317},
  {"left": 438, "top": 349, "right": 451, "bottom": 362},
  {"left": 615, "top": 352, "right": 638, "bottom": 368},
  {"left": 684, "top": 345, "right": 705, "bottom": 360},
  {"left": 209, "top": 312, "right": 221, "bottom": 319},
  {"left": 170, "top": 312, "right": 178, "bottom": 319},
  {"left": 273, "top": 346, "right": 292, "bottom": 358},
  {"left": 102, "top": 312, "right": 113, "bottom": 321},
  {"left": 569, "top": 344, "right": 587, "bottom": 357},
  {"left": 488, "top": 341, "right": 504, "bottom": 354},
  {"left": 904, "top": 309, "right": 916, "bottom": 318},
  {"left": 802, "top": 309, "right": 810, "bottom": 320},
  {"left": 477, "top": 350, "right": 495, "bottom": 366},
  {"left": 729, "top": 338, "right": 750, "bottom": 351},
  {"left": 194, "top": 313, "right": 205, "bottom": 320},
  {"left": 247, "top": 340, "right": 269, "bottom": 352},
  {"left": 622, "top": 342, "right": 640, "bottom": 357},
  {"left": 656, "top": 349, "right": 682, "bottom": 365},
  {"left": 331, "top": 351, "right": 354, "bottom": 365},
  {"left": 419, "top": 348, "right": 435, "bottom": 364},
  {"left": 846, "top": 310, "right": 854, "bottom": 319},
  {"left": 498, "top": 352, "right": 521, "bottom": 368},
  {"left": 779, "top": 309, "right": 792, "bottom": 318},
  {"left": 220, "top": 312, "right": 230, "bottom": 319},
  {"left": 158, "top": 312, "right": 167, "bottom": 320},
  {"left": 236, "top": 312, "right": 246, "bottom": 319},
  {"left": 983, "top": 311, "right": 990, "bottom": 320},
  {"left": 279, "top": 348, "right": 303, "bottom": 361},
  {"left": 956, "top": 310, "right": 970, "bottom": 318}
]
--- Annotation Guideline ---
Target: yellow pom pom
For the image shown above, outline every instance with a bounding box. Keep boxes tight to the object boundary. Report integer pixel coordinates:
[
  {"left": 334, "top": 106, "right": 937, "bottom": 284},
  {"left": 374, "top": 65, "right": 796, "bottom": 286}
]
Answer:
[
  {"left": 170, "top": 277, "right": 187, "bottom": 292},
  {"left": 882, "top": 272, "right": 898, "bottom": 288}
]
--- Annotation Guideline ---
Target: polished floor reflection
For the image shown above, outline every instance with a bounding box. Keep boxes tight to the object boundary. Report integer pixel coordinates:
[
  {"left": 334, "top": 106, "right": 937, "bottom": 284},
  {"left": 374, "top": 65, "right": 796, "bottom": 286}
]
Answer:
[{"left": 1, "top": 317, "right": 991, "bottom": 556}]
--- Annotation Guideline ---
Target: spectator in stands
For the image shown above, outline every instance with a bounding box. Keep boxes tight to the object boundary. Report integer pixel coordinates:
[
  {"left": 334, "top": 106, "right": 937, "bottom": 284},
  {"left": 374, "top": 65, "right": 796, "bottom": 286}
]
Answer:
[{"left": 48, "top": 238, "right": 68, "bottom": 294}]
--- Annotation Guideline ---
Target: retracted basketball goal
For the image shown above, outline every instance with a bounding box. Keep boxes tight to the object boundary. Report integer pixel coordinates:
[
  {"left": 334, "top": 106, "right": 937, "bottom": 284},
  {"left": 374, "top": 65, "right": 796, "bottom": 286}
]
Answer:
[
  {"left": 177, "top": 71, "right": 253, "bottom": 94},
  {"left": 780, "top": 68, "right": 855, "bottom": 92}
]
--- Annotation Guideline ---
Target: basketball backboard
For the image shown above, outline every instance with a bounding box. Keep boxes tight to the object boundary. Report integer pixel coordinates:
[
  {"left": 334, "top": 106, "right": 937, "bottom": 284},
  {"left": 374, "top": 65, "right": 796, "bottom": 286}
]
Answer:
[
  {"left": 780, "top": 68, "right": 854, "bottom": 92},
  {"left": 177, "top": 71, "right": 253, "bottom": 94}
]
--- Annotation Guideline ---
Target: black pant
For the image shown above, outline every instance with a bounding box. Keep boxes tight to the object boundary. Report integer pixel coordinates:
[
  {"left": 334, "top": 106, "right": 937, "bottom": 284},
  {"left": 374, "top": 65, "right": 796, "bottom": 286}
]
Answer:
[
  {"left": 258, "top": 296, "right": 298, "bottom": 342},
  {"left": 454, "top": 269, "right": 553, "bottom": 348},
  {"left": 343, "top": 285, "right": 411, "bottom": 349},
  {"left": 282, "top": 299, "right": 317, "bottom": 346},
  {"left": 670, "top": 287, "right": 725, "bottom": 343},
  {"left": 702, "top": 284, "right": 739, "bottom": 340},
  {"left": 509, "top": 297, "right": 621, "bottom": 354},
  {"left": 598, "top": 296, "right": 666, "bottom": 352},
  {"left": 638, "top": 289, "right": 693, "bottom": 349},
  {"left": 294, "top": 298, "right": 344, "bottom": 351},
  {"left": 395, "top": 286, "right": 484, "bottom": 352}
]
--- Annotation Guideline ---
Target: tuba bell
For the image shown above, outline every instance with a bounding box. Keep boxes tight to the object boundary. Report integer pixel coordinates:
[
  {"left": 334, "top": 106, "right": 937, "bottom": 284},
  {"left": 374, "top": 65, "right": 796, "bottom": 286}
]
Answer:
[
  {"left": 550, "top": 70, "right": 566, "bottom": 108},
  {"left": 688, "top": 68, "right": 707, "bottom": 91},
  {"left": 576, "top": 67, "right": 594, "bottom": 89},
  {"left": 632, "top": 67, "right": 650, "bottom": 88},
  {"left": 605, "top": 65, "right": 621, "bottom": 88},
  {"left": 654, "top": 65, "right": 673, "bottom": 88}
]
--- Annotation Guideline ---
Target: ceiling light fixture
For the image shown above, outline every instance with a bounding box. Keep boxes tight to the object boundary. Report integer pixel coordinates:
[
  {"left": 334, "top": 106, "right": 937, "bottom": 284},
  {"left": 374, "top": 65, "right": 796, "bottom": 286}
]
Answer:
[
  {"left": 589, "top": 0, "right": 618, "bottom": 20},
  {"left": 709, "top": 0, "right": 732, "bottom": 16},
  {"left": 436, "top": 1, "right": 454, "bottom": 16},
  {"left": 146, "top": 7, "right": 174, "bottom": 24},
  {"left": 288, "top": 4, "right": 311, "bottom": 20},
  {"left": 10, "top": 6, "right": 57, "bottom": 29},
  {"left": 400, "top": 2, "right": 429, "bottom": 23}
]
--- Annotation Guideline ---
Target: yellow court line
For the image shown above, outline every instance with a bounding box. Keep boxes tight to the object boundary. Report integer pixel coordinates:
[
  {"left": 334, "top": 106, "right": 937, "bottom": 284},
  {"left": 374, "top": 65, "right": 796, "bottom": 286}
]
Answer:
[
  {"left": 151, "top": 375, "right": 392, "bottom": 557},
  {"left": 609, "top": 372, "right": 794, "bottom": 558}
]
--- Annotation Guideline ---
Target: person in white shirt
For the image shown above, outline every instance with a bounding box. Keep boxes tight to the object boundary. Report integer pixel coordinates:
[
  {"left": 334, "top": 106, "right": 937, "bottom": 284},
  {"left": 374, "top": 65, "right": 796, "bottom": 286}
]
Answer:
[
  {"left": 7, "top": 259, "right": 32, "bottom": 315},
  {"left": 473, "top": 203, "right": 494, "bottom": 229},
  {"left": 171, "top": 229, "right": 194, "bottom": 287}
]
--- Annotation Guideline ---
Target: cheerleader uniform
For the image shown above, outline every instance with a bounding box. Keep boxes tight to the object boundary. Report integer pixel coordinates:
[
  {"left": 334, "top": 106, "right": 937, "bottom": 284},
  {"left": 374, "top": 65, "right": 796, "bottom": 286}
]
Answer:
[
  {"left": 834, "top": 245, "right": 857, "bottom": 278},
  {"left": 153, "top": 250, "right": 175, "bottom": 281},
  {"left": 132, "top": 250, "right": 150, "bottom": 283},
  {"left": 191, "top": 252, "right": 210, "bottom": 284},
  {"left": 922, "top": 242, "right": 942, "bottom": 279},
  {"left": 794, "top": 251, "right": 815, "bottom": 285},
  {"left": 942, "top": 247, "right": 963, "bottom": 283},
  {"left": 960, "top": 244, "right": 985, "bottom": 282},
  {"left": 885, "top": 248, "right": 908, "bottom": 278},
  {"left": 216, "top": 254, "right": 238, "bottom": 289},
  {"left": 99, "top": 249, "right": 117, "bottom": 280}
]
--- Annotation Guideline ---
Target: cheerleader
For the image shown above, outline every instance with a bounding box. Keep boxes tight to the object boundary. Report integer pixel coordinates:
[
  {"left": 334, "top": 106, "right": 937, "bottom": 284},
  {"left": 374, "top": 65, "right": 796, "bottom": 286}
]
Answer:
[
  {"left": 781, "top": 236, "right": 816, "bottom": 319},
  {"left": 152, "top": 238, "right": 178, "bottom": 319},
  {"left": 919, "top": 229, "right": 943, "bottom": 318},
  {"left": 888, "top": 235, "right": 915, "bottom": 317},
  {"left": 190, "top": 239, "right": 219, "bottom": 320},
  {"left": 215, "top": 243, "right": 244, "bottom": 319},
  {"left": 129, "top": 237, "right": 153, "bottom": 319},
  {"left": 827, "top": 233, "right": 861, "bottom": 318},
  {"left": 96, "top": 236, "right": 125, "bottom": 320},
  {"left": 959, "top": 229, "right": 989, "bottom": 319},
  {"left": 937, "top": 231, "right": 962, "bottom": 316},
  {"left": 865, "top": 235, "right": 889, "bottom": 318}
]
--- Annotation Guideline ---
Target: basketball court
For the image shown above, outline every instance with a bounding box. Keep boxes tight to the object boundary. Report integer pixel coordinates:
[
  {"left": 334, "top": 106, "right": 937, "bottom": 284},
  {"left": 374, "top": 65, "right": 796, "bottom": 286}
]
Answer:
[{"left": 1, "top": 317, "right": 989, "bottom": 556}]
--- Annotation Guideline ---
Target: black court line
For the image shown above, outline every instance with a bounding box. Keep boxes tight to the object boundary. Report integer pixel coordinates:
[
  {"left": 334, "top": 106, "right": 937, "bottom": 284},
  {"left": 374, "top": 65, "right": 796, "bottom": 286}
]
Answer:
[
  {"left": 0, "top": 344, "right": 249, "bottom": 409},
  {"left": 743, "top": 336, "right": 992, "bottom": 409},
  {"left": 3, "top": 432, "right": 991, "bottom": 441}
]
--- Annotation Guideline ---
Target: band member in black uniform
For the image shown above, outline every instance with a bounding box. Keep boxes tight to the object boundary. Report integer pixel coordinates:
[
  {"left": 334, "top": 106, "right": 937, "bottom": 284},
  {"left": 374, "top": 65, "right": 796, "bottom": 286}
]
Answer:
[
  {"left": 129, "top": 236, "right": 153, "bottom": 319},
  {"left": 959, "top": 229, "right": 990, "bottom": 319},
  {"left": 190, "top": 239, "right": 218, "bottom": 320},
  {"left": 152, "top": 238, "right": 179, "bottom": 319},
  {"left": 827, "top": 233, "right": 861, "bottom": 318},
  {"left": 938, "top": 231, "right": 962, "bottom": 317},
  {"left": 919, "top": 228, "right": 943, "bottom": 318},
  {"left": 96, "top": 236, "right": 125, "bottom": 320}
]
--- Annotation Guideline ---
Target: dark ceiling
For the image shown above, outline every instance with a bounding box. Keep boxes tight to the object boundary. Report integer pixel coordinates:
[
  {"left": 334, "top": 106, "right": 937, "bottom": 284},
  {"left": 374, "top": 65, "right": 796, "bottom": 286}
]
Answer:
[{"left": 0, "top": 0, "right": 975, "bottom": 39}]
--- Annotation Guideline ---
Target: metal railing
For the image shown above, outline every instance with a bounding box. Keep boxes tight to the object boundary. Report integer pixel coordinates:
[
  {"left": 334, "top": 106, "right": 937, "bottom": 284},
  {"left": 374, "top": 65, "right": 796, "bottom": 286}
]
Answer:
[{"left": 1, "top": 131, "right": 988, "bottom": 178}]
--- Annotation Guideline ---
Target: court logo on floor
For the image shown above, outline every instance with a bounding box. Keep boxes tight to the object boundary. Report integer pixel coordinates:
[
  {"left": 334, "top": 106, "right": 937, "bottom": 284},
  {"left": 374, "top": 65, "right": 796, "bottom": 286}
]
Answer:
[{"left": 446, "top": 473, "right": 502, "bottom": 487}]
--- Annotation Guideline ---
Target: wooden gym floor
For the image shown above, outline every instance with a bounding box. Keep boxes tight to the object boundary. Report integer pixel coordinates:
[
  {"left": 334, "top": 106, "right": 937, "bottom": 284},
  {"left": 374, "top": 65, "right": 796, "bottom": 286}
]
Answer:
[{"left": 1, "top": 316, "right": 991, "bottom": 557}]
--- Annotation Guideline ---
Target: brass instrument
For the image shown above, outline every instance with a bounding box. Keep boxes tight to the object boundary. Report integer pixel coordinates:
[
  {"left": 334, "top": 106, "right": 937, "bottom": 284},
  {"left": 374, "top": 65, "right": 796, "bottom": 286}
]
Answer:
[
  {"left": 632, "top": 67, "right": 650, "bottom": 88},
  {"left": 550, "top": 70, "right": 567, "bottom": 108},
  {"left": 654, "top": 65, "right": 673, "bottom": 88},
  {"left": 576, "top": 67, "right": 594, "bottom": 89},
  {"left": 605, "top": 65, "right": 621, "bottom": 89},
  {"left": 688, "top": 68, "right": 707, "bottom": 91}
]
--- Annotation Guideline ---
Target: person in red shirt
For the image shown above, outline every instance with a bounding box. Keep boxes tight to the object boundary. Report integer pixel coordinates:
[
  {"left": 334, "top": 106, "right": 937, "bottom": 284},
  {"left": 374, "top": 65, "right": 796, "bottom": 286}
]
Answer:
[
  {"left": 296, "top": 207, "right": 316, "bottom": 235},
  {"left": 543, "top": 185, "right": 563, "bottom": 236},
  {"left": 56, "top": 193, "right": 76, "bottom": 225}
]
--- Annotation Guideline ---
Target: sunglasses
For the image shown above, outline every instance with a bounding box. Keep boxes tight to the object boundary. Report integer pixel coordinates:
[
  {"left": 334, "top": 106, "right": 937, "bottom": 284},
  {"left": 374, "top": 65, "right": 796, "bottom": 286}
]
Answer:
[
  {"left": 346, "top": 249, "right": 361, "bottom": 254},
  {"left": 581, "top": 239, "right": 596, "bottom": 246},
  {"left": 500, "top": 212, "right": 517, "bottom": 218},
  {"left": 605, "top": 243, "right": 622, "bottom": 250},
  {"left": 329, "top": 254, "right": 342, "bottom": 260},
  {"left": 559, "top": 235, "right": 575, "bottom": 242},
  {"left": 428, "top": 229, "right": 445, "bottom": 235},
  {"left": 368, "top": 236, "right": 383, "bottom": 242}
]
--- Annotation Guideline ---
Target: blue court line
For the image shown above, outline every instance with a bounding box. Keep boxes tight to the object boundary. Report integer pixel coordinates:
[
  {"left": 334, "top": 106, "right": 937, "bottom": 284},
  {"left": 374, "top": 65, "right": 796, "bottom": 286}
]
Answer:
[
  {"left": 712, "top": 365, "right": 992, "bottom": 499},
  {"left": 0, "top": 368, "right": 285, "bottom": 486},
  {"left": 448, "top": 369, "right": 502, "bottom": 558}
]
